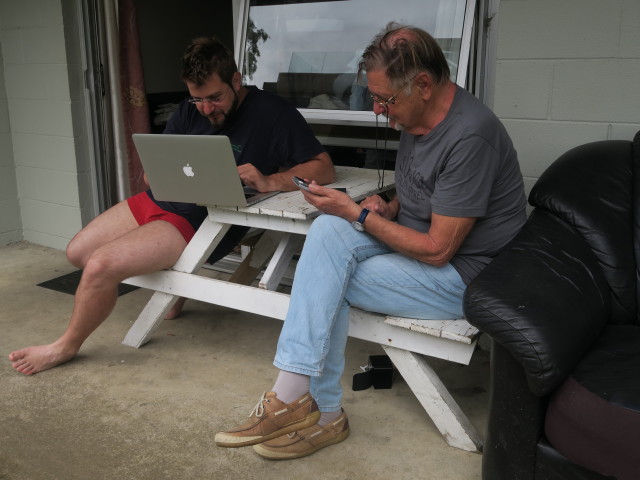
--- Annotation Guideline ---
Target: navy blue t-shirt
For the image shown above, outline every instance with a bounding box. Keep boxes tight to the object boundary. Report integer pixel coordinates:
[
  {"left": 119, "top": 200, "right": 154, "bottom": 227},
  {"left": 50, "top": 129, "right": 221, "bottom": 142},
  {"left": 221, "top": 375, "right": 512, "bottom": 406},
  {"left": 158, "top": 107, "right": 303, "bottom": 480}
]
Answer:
[{"left": 148, "top": 86, "right": 325, "bottom": 230}]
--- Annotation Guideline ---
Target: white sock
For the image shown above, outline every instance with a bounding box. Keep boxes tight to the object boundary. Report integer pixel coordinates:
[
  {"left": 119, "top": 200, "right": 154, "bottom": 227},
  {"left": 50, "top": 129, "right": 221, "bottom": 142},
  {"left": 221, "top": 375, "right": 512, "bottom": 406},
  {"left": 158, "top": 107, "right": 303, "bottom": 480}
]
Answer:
[
  {"left": 271, "top": 370, "right": 310, "bottom": 404},
  {"left": 318, "top": 409, "right": 342, "bottom": 427}
]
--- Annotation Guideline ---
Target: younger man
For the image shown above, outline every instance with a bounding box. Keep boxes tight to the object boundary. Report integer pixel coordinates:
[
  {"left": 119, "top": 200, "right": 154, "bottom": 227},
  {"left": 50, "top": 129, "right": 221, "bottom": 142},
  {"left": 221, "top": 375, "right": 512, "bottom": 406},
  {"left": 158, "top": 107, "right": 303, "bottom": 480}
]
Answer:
[{"left": 9, "top": 37, "right": 334, "bottom": 375}]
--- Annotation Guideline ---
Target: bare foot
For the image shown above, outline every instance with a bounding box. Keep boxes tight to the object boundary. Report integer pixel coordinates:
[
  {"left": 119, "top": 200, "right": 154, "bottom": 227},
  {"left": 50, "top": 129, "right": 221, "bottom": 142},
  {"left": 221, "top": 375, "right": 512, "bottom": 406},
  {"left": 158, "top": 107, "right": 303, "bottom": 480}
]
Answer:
[
  {"left": 9, "top": 344, "right": 77, "bottom": 375},
  {"left": 165, "top": 297, "right": 187, "bottom": 320}
]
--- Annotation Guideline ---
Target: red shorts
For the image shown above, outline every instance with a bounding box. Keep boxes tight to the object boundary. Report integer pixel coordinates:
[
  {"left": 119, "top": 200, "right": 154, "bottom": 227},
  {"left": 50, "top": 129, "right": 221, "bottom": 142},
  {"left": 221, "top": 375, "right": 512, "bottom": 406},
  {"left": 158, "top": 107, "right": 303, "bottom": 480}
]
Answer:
[{"left": 127, "top": 192, "right": 196, "bottom": 243}]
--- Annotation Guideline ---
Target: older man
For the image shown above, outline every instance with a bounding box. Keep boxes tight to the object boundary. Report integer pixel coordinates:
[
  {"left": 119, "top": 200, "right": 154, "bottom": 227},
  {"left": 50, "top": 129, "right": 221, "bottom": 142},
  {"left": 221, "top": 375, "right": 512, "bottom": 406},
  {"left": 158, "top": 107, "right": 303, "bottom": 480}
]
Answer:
[{"left": 214, "top": 22, "right": 527, "bottom": 459}]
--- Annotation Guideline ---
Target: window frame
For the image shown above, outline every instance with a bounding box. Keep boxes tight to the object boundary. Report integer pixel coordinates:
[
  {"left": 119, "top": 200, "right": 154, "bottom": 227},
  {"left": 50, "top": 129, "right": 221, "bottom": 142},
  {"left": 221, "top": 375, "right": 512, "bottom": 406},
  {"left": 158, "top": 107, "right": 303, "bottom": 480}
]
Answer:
[{"left": 234, "top": 0, "right": 478, "bottom": 127}]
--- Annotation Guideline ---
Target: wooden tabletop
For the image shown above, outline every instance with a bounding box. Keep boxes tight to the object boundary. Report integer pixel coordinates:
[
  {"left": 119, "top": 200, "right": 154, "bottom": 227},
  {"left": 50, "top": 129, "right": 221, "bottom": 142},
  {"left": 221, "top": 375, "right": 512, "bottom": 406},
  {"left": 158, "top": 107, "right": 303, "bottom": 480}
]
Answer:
[{"left": 212, "top": 166, "right": 396, "bottom": 221}]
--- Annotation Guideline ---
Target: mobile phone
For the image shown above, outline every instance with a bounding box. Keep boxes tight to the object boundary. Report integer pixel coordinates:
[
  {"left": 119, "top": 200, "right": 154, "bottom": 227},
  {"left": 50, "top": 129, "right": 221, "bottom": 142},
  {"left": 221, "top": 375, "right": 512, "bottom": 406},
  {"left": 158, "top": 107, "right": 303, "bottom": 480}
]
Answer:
[
  {"left": 293, "top": 176, "right": 347, "bottom": 194},
  {"left": 292, "top": 176, "right": 312, "bottom": 192}
]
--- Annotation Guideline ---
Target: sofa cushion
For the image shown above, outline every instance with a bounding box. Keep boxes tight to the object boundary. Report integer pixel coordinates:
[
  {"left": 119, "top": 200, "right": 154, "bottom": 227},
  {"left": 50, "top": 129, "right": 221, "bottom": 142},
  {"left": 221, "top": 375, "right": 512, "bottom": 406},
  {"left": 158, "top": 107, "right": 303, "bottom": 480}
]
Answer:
[
  {"left": 544, "top": 325, "right": 640, "bottom": 480},
  {"left": 529, "top": 139, "right": 636, "bottom": 325},
  {"left": 536, "top": 439, "right": 615, "bottom": 480}
]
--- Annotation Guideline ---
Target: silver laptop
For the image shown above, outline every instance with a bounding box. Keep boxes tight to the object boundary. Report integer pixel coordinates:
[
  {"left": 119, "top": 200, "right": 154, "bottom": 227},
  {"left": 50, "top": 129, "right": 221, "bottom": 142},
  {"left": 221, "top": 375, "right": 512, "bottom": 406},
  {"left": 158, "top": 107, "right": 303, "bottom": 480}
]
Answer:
[{"left": 132, "top": 134, "right": 279, "bottom": 207}]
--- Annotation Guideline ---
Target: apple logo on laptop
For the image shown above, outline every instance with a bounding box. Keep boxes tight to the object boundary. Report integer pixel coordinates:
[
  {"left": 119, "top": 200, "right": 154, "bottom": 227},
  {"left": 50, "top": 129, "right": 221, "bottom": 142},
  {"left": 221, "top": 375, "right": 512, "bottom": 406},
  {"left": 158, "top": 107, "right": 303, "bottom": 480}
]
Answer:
[{"left": 182, "top": 164, "right": 195, "bottom": 177}]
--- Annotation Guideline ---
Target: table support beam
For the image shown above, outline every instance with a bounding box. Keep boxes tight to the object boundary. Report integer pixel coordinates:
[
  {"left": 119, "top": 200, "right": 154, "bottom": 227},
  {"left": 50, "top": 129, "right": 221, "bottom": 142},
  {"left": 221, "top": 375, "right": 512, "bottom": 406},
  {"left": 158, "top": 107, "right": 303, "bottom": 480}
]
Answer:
[
  {"left": 122, "top": 220, "right": 230, "bottom": 348},
  {"left": 259, "top": 233, "right": 304, "bottom": 290},
  {"left": 382, "top": 345, "right": 483, "bottom": 453}
]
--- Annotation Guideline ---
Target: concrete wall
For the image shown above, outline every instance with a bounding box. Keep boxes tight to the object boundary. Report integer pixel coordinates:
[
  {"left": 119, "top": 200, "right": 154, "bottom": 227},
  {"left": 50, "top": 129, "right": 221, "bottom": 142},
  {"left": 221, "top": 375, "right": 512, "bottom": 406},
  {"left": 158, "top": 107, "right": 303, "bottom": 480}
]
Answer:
[
  {"left": 0, "top": 0, "right": 87, "bottom": 250},
  {"left": 493, "top": 0, "right": 640, "bottom": 196},
  {"left": 0, "top": 39, "right": 21, "bottom": 245}
]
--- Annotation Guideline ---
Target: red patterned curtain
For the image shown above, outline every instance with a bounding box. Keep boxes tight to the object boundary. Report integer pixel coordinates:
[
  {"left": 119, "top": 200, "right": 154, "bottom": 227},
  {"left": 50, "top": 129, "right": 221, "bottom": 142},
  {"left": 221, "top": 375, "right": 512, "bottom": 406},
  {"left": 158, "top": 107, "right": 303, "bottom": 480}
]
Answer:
[{"left": 118, "top": 0, "right": 150, "bottom": 196}]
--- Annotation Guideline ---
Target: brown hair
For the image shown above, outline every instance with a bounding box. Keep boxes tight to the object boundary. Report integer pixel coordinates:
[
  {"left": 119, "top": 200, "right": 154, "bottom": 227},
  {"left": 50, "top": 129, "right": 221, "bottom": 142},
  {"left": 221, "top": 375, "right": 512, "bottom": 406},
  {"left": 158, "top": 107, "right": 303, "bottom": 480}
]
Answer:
[{"left": 181, "top": 37, "right": 238, "bottom": 86}]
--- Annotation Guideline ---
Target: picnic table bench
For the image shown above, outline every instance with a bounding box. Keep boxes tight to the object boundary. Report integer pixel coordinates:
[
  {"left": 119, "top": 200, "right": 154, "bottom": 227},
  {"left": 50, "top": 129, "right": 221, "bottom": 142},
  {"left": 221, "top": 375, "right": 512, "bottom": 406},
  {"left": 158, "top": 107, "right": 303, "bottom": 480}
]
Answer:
[{"left": 123, "top": 166, "right": 482, "bottom": 452}]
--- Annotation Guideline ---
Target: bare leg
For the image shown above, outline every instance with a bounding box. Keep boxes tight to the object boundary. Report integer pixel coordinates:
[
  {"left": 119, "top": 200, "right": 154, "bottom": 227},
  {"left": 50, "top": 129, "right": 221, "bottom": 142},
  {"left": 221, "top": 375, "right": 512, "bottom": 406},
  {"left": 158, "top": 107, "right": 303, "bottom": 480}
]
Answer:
[
  {"left": 71, "top": 199, "right": 189, "bottom": 320},
  {"left": 165, "top": 297, "right": 187, "bottom": 320},
  {"left": 9, "top": 201, "right": 187, "bottom": 375},
  {"left": 65, "top": 200, "right": 143, "bottom": 270}
]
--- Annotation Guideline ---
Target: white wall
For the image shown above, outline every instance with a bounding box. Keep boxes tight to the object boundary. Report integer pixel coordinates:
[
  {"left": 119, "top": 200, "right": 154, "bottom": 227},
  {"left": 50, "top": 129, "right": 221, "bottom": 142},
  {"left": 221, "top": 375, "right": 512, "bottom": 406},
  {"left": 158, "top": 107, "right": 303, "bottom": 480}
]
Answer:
[
  {"left": 0, "top": 0, "right": 86, "bottom": 250},
  {"left": 0, "top": 39, "right": 21, "bottom": 245},
  {"left": 493, "top": 0, "right": 640, "bottom": 196}
]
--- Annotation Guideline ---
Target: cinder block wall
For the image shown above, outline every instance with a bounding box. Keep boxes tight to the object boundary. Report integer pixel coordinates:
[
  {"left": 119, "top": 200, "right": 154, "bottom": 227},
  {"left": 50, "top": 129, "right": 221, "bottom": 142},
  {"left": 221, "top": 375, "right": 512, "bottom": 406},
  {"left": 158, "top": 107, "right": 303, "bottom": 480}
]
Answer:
[
  {"left": 0, "top": 0, "right": 87, "bottom": 249},
  {"left": 493, "top": 0, "right": 640, "bottom": 197},
  {"left": 0, "top": 41, "right": 21, "bottom": 245}
]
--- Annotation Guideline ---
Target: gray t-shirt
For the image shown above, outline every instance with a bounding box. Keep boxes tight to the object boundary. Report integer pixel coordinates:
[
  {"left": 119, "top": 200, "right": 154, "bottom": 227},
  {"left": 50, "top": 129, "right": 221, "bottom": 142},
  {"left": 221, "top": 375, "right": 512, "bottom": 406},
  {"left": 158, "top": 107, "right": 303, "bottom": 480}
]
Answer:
[{"left": 395, "top": 86, "right": 527, "bottom": 284}]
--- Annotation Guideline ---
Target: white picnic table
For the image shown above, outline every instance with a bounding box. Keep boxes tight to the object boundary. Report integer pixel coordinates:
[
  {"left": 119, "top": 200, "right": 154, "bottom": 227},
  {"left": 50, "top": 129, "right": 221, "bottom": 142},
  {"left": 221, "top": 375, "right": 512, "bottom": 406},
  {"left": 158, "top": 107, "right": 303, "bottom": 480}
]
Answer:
[{"left": 122, "top": 165, "right": 482, "bottom": 452}]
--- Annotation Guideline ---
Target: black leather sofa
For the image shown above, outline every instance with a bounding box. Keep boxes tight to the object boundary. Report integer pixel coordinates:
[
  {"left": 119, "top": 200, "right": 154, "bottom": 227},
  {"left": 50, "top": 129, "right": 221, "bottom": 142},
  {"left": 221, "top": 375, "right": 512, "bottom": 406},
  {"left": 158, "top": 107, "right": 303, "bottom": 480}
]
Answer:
[{"left": 463, "top": 131, "right": 640, "bottom": 480}]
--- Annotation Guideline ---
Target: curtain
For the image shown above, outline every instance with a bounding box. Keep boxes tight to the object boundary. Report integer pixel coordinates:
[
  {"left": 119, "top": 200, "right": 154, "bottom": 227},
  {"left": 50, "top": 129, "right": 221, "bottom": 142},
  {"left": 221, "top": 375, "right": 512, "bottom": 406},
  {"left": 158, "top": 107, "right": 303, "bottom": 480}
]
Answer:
[
  {"left": 118, "top": 0, "right": 150, "bottom": 196},
  {"left": 102, "top": 0, "right": 150, "bottom": 201}
]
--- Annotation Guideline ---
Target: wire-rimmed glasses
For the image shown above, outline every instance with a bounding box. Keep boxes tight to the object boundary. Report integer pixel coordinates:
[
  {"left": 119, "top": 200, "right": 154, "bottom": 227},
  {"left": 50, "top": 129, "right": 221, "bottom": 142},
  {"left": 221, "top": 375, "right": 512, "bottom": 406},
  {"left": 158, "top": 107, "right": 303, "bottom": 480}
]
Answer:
[
  {"left": 368, "top": 89, "right": 402, "bottom": 110},
  {"left": 188, "top": 85, "right": 231, "bottom": 106}
]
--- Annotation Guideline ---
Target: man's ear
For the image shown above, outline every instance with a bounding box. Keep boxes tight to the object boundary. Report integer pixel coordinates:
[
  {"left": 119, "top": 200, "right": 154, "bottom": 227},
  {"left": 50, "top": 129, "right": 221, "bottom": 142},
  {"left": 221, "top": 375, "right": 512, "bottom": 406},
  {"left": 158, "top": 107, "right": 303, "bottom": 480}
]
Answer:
[
  {"left": 232, "top": 71, "right": 242, "bottom": 90},
  {"left": 415, "top": 72, "right": 433, "bottom": 100}
]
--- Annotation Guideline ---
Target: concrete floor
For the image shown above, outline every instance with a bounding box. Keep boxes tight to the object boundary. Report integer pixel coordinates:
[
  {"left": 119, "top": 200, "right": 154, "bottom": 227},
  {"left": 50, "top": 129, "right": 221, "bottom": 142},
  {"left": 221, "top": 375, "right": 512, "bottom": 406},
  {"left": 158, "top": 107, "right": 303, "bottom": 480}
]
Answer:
[{"left": 0, "top": 241, "right": 488, "bottom": 480}]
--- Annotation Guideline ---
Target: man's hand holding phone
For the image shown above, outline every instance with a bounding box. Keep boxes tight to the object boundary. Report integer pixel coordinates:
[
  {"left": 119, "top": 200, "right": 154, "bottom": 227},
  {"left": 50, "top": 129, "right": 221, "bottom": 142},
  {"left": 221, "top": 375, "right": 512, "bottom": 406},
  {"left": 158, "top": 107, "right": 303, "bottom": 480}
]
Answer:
[
  {"left": 292, "top": 176, "right": 312, "bottom": 192},
  {"left": 292, "top": 175, "right": 359, "bottom": 221},
  {"left": 292, "top": 176, "right": 346, "bottom": 193}
]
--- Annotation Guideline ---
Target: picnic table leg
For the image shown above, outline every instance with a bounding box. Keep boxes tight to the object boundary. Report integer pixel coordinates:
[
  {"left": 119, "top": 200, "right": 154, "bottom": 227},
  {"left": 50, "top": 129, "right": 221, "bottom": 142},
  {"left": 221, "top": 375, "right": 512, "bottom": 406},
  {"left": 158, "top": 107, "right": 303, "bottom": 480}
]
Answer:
[
  {"left": 382, "top": 345, "right": 483, "bottom": 453},
  {"left": 228, "top": 230, "right": 283, "bottom": 286},
  {"left": 122, "top": 219, "right": 231, "bottom": 348},
  {"left": 259, "top": 233, "right": 304, "bottom": 290}
]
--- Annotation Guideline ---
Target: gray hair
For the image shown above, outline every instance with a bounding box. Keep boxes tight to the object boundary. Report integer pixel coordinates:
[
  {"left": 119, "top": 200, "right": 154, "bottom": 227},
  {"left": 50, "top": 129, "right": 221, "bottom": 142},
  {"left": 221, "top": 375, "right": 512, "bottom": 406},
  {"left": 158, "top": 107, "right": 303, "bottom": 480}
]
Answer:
[{"left": 358, "top": 22, "right": 451, "bottom": 89}]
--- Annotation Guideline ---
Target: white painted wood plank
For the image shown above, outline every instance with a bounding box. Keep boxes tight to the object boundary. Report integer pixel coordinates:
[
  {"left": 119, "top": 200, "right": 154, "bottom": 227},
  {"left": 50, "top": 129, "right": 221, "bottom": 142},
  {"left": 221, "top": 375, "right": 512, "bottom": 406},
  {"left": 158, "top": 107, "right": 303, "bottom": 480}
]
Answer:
[
  {"left": 384, "top": 317, "right": 479, "bottom": 345},
  {"left": 259, "top": 234, "right": 304, "bottom": 290},
  {"left": 208, "top": 166, "right": 395, "bottom": 220},
  {"left": 172, "top": 220, "right": 230, "bottom": 272},
  {"left": 207, "top": 210, "right": 314, "bottom": 234},
  {"left": 122, "top": 292, "right": 179, "bottom": 347},
  {"left": 349, "top": 308, "right": 476, "bottom": 364},
  {"left": 382, "top": 345, "right": 483, "bottom": 453},
  {"left": 441, "top": 322, "right": 480, "bottom": 343},
  {"left": 124, "top": 271, "right": 291, "bottom": 321}
]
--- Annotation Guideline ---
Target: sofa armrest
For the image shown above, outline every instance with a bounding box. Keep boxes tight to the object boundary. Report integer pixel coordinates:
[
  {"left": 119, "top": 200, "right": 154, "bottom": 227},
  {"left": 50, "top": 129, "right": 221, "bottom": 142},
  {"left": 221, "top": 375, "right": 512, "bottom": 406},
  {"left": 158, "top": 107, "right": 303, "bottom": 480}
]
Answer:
[{"left": 464, "top": 209, "right": 609, "bottom": 396}]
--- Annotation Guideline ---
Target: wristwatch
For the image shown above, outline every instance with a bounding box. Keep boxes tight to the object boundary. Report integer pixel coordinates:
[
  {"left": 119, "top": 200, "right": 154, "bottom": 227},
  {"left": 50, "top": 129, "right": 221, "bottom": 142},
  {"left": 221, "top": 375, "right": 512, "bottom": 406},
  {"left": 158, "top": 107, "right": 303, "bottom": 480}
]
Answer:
[{"left": 352, "top": 208, "right": 370, "bottom": 231}]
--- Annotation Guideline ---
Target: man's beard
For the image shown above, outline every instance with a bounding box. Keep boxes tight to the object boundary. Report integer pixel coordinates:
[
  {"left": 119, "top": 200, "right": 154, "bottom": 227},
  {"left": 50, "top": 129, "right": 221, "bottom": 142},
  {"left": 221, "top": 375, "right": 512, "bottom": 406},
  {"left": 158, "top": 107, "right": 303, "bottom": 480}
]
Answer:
[
  {"left": 391, "top": 120, "right": 405, "bottom": 132},
  {"left": 206, "top": 90, "right": 239, "bottom": 129},
  {"left": 381, "top": 112, "right": 405, "bottom": 132}
]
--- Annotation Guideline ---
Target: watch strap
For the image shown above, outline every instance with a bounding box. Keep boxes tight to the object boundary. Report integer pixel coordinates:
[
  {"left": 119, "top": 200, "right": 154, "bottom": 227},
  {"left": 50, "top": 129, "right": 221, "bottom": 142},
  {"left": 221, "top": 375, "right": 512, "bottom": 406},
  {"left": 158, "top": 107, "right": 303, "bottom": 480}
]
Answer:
[{"left": 357, "top": 208, "right": 370, "bottom": 224}]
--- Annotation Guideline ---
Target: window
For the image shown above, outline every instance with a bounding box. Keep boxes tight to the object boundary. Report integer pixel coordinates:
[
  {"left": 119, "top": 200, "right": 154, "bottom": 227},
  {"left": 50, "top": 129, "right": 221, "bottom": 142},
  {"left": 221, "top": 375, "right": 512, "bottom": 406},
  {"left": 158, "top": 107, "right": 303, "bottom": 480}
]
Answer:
[{"left": 236, "top": 0, "right": 476, "bottom": 126}]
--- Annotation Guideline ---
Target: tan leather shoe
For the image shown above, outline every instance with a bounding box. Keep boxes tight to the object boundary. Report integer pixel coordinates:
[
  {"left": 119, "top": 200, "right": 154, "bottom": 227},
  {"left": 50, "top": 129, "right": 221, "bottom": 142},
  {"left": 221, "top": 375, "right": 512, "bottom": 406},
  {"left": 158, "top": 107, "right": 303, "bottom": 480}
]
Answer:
[
  {"left": 253, "top": 410, "right": 350, "bottom": 459},
  {"left": 214, "top": 391, "right": 320, "bottom": 448}
]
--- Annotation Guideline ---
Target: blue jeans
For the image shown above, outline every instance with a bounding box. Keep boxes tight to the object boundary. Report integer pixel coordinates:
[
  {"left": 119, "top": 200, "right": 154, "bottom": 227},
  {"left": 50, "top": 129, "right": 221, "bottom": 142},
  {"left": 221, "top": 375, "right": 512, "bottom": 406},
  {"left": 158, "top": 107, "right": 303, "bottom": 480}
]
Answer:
[{"left": 273, "top": 215, "right": 466, "bottom": 412}]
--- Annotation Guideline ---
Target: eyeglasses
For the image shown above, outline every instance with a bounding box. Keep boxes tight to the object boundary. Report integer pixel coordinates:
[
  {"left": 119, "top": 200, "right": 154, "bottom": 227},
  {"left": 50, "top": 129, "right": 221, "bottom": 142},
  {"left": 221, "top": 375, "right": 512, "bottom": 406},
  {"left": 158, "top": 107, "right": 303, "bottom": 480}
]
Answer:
[
  {"left": 188, "top": 85, "right": 231, "bottom": 105},
  {"left": 368, "top": 89, "right": 403, "bottom": 110},
  {"left": 368, "top": 76, "right": 417, "bottom": 110}
]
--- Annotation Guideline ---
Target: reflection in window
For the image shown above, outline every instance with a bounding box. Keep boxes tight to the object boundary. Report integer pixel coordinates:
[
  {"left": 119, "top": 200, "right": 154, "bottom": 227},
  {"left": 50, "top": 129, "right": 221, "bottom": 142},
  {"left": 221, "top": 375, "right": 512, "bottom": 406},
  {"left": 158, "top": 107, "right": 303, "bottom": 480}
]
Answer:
[{"left": 242, "top": 0, "right": 469, "bottom": 113}]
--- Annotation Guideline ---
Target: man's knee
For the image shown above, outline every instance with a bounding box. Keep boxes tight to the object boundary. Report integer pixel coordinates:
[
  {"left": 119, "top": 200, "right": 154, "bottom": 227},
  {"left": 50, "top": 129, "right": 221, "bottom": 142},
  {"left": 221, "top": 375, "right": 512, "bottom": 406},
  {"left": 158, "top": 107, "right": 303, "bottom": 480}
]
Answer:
[
  {"left": 66, "top": 234, "right": 87, "bottom": 269},
  {"left": 309, "top": 214, "right": 350, "bottom": 236},
  {"left": 80, "top": 249, "right": 126, "bottom": 285}
]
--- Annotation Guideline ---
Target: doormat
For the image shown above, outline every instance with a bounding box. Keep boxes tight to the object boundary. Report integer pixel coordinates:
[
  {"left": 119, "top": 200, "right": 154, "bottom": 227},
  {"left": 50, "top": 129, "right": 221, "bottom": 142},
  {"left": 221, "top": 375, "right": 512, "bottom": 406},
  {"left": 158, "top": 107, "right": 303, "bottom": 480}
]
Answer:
[{"left": 37, "top": 270, "right": 139, "bottom": 297}]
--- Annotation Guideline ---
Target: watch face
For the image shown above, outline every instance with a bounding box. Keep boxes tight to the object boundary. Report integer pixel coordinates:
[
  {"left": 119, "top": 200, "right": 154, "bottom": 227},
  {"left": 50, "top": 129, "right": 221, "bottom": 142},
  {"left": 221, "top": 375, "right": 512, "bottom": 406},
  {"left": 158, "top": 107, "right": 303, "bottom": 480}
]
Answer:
[{"left": 352, "top": 221, "right": 364, "bottom": 231}]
